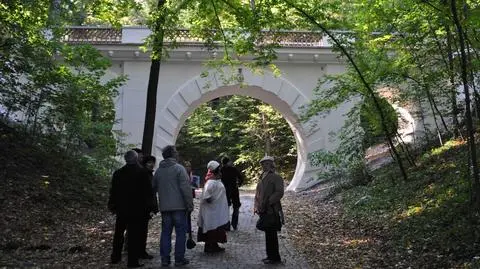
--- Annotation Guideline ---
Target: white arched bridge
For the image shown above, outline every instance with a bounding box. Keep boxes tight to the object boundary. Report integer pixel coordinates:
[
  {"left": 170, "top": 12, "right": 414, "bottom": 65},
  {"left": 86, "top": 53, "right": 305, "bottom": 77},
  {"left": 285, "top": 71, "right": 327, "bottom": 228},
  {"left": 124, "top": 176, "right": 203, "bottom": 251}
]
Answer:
[{"left": 63, "top": 26, "right": 386, "bottom": 191}]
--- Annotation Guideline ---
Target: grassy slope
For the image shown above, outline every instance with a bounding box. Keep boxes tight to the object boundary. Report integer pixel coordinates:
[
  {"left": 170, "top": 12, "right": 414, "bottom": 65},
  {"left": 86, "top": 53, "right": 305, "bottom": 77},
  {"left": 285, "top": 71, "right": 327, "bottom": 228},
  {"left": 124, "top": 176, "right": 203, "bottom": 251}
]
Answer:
[
  {"left": 0, "top": 121, "right": 112, "bottom": 267},
  {"left": 342, "top": 140, "right": 480, "bottom": 268}
]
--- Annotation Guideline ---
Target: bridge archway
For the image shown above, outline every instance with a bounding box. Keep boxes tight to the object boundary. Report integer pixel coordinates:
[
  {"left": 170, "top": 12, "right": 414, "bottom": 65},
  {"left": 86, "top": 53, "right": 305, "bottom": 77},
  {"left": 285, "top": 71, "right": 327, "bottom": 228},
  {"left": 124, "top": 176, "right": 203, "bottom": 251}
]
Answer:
[{"left": 153, "top": 69, "right": 321, "bottom": 191}]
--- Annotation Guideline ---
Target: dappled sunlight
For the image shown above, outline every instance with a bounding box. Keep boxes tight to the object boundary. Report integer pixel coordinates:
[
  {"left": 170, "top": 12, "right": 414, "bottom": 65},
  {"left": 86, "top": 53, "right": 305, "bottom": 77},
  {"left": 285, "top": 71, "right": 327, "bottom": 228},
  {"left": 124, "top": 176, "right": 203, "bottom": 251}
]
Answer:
[
  {"left": 342, "top": 238, "right": 371, "bottom": 248},
  {"left": 398, "top": 205, "right": 425, "bottom": 220},
  {"left": 429, "top": 140, "right": 465, "bottom": 157},
  {"left": 397, "top": 182, "right": 464, "bottom": 221}
]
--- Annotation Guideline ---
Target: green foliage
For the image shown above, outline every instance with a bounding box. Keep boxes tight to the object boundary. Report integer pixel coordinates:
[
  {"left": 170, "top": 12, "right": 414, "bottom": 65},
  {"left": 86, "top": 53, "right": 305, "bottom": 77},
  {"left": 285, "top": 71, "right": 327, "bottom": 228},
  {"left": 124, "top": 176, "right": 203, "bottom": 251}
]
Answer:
[
  {"left": 176, "top": 95, "right": 296, "bottom": 184},
  {"left": 309, "top": 102, "right": 371, "bottom": 186},
  {"left": 341, "top": 139, "right": 480, "bottom": 268},
  {"left": 360, "top": 95, "right": 398, "bottom": 147},
  {"left": 0, "top": 1, "right": 127, "bottom": 176}
]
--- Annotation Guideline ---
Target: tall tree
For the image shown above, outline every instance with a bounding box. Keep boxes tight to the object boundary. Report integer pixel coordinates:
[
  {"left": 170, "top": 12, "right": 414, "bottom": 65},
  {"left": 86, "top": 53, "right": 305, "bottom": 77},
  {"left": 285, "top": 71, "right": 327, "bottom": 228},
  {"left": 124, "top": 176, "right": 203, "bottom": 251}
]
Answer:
[
  {"left": 141, "top": 0, "right": 166, "bottom": 155},
  {"left": 448, "top": 0, "right": 480, "bottom": 208}
]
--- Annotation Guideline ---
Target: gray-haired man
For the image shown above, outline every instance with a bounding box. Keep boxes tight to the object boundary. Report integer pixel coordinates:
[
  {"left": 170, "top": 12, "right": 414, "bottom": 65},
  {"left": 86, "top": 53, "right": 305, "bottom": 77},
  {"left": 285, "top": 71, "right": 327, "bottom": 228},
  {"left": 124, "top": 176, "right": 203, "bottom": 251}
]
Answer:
[{"left": 152, "top": 145, "right": 194, "bottom": 267}]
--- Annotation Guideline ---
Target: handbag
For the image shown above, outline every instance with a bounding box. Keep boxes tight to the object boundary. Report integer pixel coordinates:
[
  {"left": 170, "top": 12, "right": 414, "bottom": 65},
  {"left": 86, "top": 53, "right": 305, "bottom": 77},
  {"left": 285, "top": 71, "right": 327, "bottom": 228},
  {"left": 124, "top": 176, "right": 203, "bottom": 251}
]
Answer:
[{"left": 256, "top": 210, "right": 281, "bottom": 231}]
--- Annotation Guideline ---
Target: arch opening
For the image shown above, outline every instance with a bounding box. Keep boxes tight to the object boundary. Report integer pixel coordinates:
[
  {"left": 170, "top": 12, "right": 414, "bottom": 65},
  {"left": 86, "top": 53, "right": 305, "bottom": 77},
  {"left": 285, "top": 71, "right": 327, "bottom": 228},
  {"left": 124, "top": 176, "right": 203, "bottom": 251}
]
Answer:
[
  {"left": 170, "top": 85, "right": 306, "bottom": 191},
  {"left": 175, "top": 94, "right": 298, "bottom": 186},
  {"left": 153, "top": 69, "right": 318, "bottom": 191}
]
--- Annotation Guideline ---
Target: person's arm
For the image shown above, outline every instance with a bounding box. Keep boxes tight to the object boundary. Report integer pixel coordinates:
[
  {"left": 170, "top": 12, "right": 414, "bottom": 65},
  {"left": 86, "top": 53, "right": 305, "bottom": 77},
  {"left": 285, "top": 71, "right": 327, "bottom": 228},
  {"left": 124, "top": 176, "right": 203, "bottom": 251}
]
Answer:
[
  {"left": 268, "top": 174, "right": 284, "bottom": 205},
  {"left": 107, "top": 172, "right": 117, "bottom": 214},
  {"left": 235, "top": 167, "right": 244, "bottom": 186},
  {"left": 151, "top": 170, "right": 159, "bottom": 212},
  {"left": 152, "top": 169, "right": 159, "bottom": 191},
  {"left": 178, "top": 165, "right": 194, "bottom": 212},
  {"left": 144, "top": 172, "right": 158, "bottom": 214},
  {"left": 202, "top": 181, "right": 216, "bottom": 203}
]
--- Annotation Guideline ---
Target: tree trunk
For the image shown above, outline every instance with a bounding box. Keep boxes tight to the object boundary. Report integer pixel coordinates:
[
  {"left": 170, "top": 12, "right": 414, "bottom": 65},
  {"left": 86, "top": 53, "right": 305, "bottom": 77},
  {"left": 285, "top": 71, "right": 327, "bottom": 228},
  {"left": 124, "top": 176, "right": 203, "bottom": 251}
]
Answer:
[
  {"left": 426, "top": 85, "right": 450, "bottom": 136},
  {"left": 261, "top": 111, "right": 271, "bottom": 155},
  {"left": 416, "top": 95, "right": 431, "bottom": 147},
  {"left": 465, "top": 31, "right": 480, "bottom": 119},
  {"left": 450, "top": 0, "right": 480, "bottom": 210},
  {"left": 445, "top": 23, "right": 461, "bottom": 137},
  {"left": 141, "top": 0, "right": 166, "bottom": 155},
  {"left": 427, "top": 92, "right": 444, "bottom": 145},
  {"left": 285, "top": 0, "right": 408, "bottom": 180}
]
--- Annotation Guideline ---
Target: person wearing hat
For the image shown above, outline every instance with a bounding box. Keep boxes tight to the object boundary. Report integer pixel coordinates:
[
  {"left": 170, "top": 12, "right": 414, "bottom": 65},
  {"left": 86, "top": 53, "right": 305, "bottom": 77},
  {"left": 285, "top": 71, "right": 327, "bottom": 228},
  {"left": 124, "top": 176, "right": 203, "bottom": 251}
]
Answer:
[
  {"left": 152, "top": 145, "right": 193, "bottom": 267},
  {"left": 197, "top": 160, "right": 230, "bottom": 253},
  {"left": 108, "top": 150, "right": 154, "bottom": 268},
  {"left": 254, "top": 156, "right": 284, "bottom": 265}
]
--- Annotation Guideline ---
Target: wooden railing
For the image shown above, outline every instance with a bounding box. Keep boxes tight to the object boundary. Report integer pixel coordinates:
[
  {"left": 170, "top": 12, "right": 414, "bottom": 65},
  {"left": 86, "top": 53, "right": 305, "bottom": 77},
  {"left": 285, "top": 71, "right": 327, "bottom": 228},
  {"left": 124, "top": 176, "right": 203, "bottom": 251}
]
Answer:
[{"left": 63, "top": 27, "right": 328, "bottom": 48}]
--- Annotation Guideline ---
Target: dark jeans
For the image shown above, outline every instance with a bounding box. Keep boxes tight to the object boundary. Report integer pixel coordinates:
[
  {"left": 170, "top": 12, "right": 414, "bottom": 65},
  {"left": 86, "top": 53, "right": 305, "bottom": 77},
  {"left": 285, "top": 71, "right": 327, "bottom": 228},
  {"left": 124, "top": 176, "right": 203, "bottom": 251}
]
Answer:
[
  {"left": 265, "top": 230, "right": 281, "bottom": 261},
  {"left": 160, "top": 211, "right": 188, "bottom": 263},
  {"left": 111, "top": 215, "right": 143, "bottom": 265}
]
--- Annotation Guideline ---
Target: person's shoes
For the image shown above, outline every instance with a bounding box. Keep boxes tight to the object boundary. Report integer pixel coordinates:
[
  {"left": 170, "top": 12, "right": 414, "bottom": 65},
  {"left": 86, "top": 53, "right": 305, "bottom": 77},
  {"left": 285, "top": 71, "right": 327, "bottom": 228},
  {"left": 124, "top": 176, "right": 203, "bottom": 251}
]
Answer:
[
  {"left": 261, "top": 257, "right": 269, "bottom": 262},
  {"left": 263, "top": 259, "right": 282, "bottom": 265},
  {"left": 161, "top": 260, "right": 171, "bottom": 267},
  {"left": 127, "top": 262, "right": 144, "bottom": 268},
  {"left": 174, "top": 258, "right": 190, "bottom": 267},
  {"left": 140, "top": 252, "right": 154, "bottom": 259},
  {"left": 232, "top": 224, "right": 238, "bottom": 230}
]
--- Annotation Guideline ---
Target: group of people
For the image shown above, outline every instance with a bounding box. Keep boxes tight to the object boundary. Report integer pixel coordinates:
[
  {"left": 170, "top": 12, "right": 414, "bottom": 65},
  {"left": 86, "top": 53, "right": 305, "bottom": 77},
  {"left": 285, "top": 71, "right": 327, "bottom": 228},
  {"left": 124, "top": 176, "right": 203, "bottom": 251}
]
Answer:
[{"left": 107, "top": 145, "right": 284, "bottom": 268}]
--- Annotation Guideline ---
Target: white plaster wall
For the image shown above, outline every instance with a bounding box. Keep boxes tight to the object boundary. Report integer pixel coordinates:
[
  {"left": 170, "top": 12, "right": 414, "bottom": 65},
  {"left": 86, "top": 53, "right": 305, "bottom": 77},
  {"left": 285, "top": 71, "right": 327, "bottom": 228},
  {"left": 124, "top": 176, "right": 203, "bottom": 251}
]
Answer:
[{"left": 113, "top": 57, "right": 355, "bottom": 190}]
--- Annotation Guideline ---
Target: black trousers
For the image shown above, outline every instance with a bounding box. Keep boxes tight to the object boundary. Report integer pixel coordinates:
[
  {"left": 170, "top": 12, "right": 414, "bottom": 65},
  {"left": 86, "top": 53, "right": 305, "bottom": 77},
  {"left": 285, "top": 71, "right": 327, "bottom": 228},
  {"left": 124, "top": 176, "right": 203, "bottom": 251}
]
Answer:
[
  {"left": 111, "top": 215, "right": 143, "bottom": 265},
  {"left": 265, "top": 230, "right": 281, "bottom": 261},
  {"left": 140, "top": 217, "right": 150, "bottom": 254},
  {"left": 231, "top": 206, "right": 239, "bottom": 229},
  {"left": 230, "top": 187, "right": 241, "bottom": 229},
  {"left": 230, "top": 187, "right": 241, "bottom": 208}
]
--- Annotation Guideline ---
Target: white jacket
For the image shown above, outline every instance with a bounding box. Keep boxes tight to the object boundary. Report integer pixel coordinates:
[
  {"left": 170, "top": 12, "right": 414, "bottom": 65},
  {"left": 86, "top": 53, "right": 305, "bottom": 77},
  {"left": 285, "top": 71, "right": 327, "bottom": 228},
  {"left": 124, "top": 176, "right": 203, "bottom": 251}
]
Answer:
[{"left": 198, "top": 178, "right": 229, "bottom": 231}]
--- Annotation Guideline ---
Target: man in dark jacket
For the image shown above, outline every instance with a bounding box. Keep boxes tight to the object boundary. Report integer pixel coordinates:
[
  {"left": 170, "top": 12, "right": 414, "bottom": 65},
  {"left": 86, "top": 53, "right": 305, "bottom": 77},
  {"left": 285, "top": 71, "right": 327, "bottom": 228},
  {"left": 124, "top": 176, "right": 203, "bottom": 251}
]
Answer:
[
  {"left": 139, "top": 155, "right": 158, "bottom": 259},
  {"left": 108, "top": 150, "right": 154, "bottom": 268},
  {"left": 254, "top": 156, "right": 284, "bottom": 265},
  {"left": 152, "top": 145, "right": 193, "bottom": 267},
  {"left": 220, "top": 157, "right": 244, "bottom": 230}
]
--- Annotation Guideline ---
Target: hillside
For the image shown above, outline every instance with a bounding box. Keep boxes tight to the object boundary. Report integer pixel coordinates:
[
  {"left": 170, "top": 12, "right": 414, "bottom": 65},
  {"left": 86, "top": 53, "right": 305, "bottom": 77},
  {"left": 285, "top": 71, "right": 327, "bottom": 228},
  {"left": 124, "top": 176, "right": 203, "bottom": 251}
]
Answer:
[
  {"left": 0, "top": 121, "right": 112, "bottom": 268},
  {"left": 283, "top": 140, "right": 480, "bottom": 268}
]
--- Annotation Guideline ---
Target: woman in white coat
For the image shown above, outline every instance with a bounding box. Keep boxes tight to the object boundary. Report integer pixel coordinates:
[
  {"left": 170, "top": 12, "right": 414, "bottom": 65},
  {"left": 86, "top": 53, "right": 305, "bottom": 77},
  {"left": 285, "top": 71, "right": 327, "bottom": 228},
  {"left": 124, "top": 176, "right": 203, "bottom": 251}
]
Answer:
[{"left": 197, "top": 160, "right": 230, "bottom": 253}]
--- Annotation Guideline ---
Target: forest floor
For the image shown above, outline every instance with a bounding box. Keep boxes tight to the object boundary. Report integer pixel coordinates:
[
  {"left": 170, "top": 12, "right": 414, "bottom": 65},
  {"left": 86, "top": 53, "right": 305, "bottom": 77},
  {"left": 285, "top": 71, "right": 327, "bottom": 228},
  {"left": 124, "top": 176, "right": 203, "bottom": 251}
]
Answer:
[
  {"left": 1, "top": 121, "right": 480, "bottom": 268},
  {"left": 283, "top": 140, "right": 480, "bottom": 268}
]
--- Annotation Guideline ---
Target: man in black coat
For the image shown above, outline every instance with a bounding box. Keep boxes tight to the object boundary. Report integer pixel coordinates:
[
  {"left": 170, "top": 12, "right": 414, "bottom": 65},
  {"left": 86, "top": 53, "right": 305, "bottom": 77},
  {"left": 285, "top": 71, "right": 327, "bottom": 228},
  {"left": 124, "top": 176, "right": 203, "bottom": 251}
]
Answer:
[
  {"left": 139, "top": 155, "right": 158, "bottom": 259},
  {"left": 221, "top": 157, "right": 244, "bottom": 230},
  {"left": 108, "top": 150, "right": 154, "bottom": 268}
]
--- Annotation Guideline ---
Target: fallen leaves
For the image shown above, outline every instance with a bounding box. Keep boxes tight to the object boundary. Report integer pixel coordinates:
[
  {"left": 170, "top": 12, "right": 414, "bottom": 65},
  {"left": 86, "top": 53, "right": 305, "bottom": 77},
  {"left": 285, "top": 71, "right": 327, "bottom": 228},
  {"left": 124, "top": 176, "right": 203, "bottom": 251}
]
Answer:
[{"left": 282, "top": 186, "right": 397, "bottom": 269}]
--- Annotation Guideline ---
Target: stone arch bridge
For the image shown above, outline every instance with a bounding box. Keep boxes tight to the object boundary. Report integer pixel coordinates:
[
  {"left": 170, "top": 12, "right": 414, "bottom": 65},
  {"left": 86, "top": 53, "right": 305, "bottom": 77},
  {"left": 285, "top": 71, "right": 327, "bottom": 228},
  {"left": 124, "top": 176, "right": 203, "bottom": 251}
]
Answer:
[{"left": 64, "top": 26, "right": 377, "bottom": 191}]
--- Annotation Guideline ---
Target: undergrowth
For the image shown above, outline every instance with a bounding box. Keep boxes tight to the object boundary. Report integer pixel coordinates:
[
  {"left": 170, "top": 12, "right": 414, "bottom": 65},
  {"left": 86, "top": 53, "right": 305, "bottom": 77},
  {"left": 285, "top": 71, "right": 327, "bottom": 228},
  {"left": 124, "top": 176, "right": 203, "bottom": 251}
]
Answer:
[
  {"left": 341, "top": 140, "right": 480, "bottom": 268},
  {"left": 0, "top": 120, "right": 113, "bottom": 267}
]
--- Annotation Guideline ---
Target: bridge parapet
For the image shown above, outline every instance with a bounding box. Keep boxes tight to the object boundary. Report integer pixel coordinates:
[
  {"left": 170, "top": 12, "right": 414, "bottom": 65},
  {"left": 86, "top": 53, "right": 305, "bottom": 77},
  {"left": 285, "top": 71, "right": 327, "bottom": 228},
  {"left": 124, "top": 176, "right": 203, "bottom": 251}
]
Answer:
[{"left": 63, "top": 26, "right": 332, "bottom": 48}]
